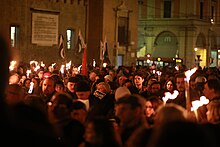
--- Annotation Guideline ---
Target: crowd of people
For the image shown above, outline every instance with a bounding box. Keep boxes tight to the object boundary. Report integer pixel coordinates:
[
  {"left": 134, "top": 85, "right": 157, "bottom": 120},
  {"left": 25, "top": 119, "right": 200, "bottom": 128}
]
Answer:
[{"left": 1, "top": 34, "right": 220, "bottom": 147}]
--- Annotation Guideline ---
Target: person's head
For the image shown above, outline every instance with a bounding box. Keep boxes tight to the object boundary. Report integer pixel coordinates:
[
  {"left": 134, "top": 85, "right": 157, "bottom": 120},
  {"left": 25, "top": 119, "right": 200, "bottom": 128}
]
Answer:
[
  {"left": 206, "top": 100, "right": 220, "bottom": 124},
  {"left": 84, "top": 117, "right": 120, "bottom": 146},
  {"left": 66, "top": 76, "right": 79, "bottom": 93},
  {"left": 70, "top": 101, "right": 87, "bottom": 124},
  {"left": 203, "top": 79, "right": 220, "bottom": 100},
  {"left": 72, "top": 67, "right": 79, "bottom": 76},
  {"left": 96, "top": 82, "right": 111, "bottom": 94},
  {"left": 114, "top": 86, "right": 131, "bottom": 101},
  {"left": 154, "top": 103, "right": 188, "bottom": 127},
  {"left": 89, "top": 71, "right": 98, "bottom": 82},
  {"left": 149, "top": 81, "right": 161, "bottom": 94},
  {"left": 118, "top": 75, "right": 127, "bottom": 86},
  {"left": 133, "top": 72, "right": 145, "bottom": 89},
  {"left": 145, "top": 96, "right": 163, "bottom": 118},
  {"left": 55, "top": 80, "right": 65, "bottom": 93},
  {"left": 6, "top": 84, "right": 25, "bottom": 105},
  {"left": 74, "top": 80, "right": 91, "bottom": 100},
  {"left": 9, "top": 73, "right": 20, "bottom": 85},
  {"left": 37, "top": 68, "right": 44, "bottom": 79},
  {"left": 115, "top": 94, "right": 146, "bottom": 127},
  {"left": 41, "top": 77, "right": 55, "bottom": 96},
  {"left": 31, "top": 77, "right": 40, "bottom": 88},
  {"left": 146, "top": 78, "right": 157, "bottom": 91},
  {"left": 175, "top": 73, "right": 185, "bottom": 92},
  {"left": 23, "top": 78, "right": 31, "bottom": 89},
  {"left": 109, "top": 69, "right": 116, "bottom": 79},
  {"left": 104, "top": 75, "right": 113, "bottom": 83},
  {"left": 164, "top": 79, "right": 176, "bottom": 92},
  {"left": 123, "top": 79, "right": 133, "bottom": 88},
  {"left": 48, "top": 92, "right": 73, "bottom": 121}
]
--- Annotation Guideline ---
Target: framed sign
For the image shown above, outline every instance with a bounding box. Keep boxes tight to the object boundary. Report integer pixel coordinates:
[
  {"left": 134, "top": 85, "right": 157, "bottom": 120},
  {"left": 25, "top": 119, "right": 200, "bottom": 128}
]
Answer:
[{"left": 32, "top": 13, "right": 58, "bottom": 46}]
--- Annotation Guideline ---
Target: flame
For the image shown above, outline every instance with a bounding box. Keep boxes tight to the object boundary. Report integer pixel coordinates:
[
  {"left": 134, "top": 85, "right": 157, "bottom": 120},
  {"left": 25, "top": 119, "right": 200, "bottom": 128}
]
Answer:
[
  {"left": 93, "top": 59, "right": 96, "bottom": 67},
  {"left": 9, "top": 60, "right": 17, "bottom": 71},
  {"left": 40, "top": 61, "right": 45, "bottom": 67},
  {"left": 191, "top": 96, "right": 209, "bottom": 111},
  {"left": 185, "top": 67, "right": 197, "bottom": 82},
  {"left": 78, "top": 65, "right": 82, "bottom": 72},
  {"left": 162, "top": 90, "right": 179, "bottom": 104},
  {"left": 51, "top": 63, "right": 56, "bottom": 69},
  {"left": 34, "top": 65, "right": 40, "bottom": 72},
  {"left": 30, "top": 60, "right": 38, "bottom": 67},
  {"left": 103, "top": 63, "right": 107, "bottom": 68},
  {"left": 175, "top": 66, "right": 179, "bottom": 71},
  {"left": 60, "top": 65, "right": 65, "bottom": 74},
  {"left": 26, "top": 69, "right": 31, "bottom": 78},
  {"left": 156, "top": 71, "right": 162, "bottom": 76},
  {"left": 28, "top": 82, "right": 34, "bottom": 94},
  {"left": 66, "top": 61, "right": 72, "bottom": 70}
]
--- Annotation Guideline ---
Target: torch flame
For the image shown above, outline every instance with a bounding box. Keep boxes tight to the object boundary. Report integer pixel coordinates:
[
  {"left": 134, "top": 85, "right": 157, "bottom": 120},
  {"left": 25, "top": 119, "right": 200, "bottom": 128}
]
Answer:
[
  {"left": 191, "top": 96, "right": 209, "bottom": 111},
  {"left": 185, "top": 67, "right": 197, "bottom": 82}
]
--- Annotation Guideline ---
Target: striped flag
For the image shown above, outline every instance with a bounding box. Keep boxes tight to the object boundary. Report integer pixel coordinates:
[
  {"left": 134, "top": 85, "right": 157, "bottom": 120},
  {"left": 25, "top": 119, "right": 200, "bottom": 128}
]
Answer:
[
  {"left": 75, "top": 29, "right": 87, "bottom": 75},
  {"left": 100, "top": 40, "right": 104, "bottom": 61},
  {"left": 58, "top": 34, "right": 65, "bottom": 59},
  {"left": 75, "top": 29, "right": 86, "bottom": 54},
  {"left": 81, "top": 45, "right": 88, "bottom": 76},
  {"left": 103, "top": 36, "right": 111, "bottom": 65}
]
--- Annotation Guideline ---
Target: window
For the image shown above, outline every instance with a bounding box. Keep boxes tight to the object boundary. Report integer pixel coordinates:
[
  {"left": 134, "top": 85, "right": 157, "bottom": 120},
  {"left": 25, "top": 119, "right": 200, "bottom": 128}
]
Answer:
[
  {"left": 211, "top": 6, "right": 214, "bottom": 19},
  {"left": 10, "top": 25, "right": 19, "bottom": 48},
  {"left": 118, "top": 17, "right": 128, "bottom": 46},
  {"left": 200, "top": 0, "right": 204, "bottom": 19},
  {"left": 164, "top": 0, "right": 171, "bottom": 18},
  {"left": 66, "top": 29, "right": 74, "bottom": 50},
  {"left": 117, "top": 55, "right": 123, "bottom": 66}
]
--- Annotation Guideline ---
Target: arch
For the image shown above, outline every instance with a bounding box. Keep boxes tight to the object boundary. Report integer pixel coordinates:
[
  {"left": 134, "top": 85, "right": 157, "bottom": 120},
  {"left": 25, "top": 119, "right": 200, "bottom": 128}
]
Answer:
[
  {"left": 195, "top": 33, "right": 206, "bottom": 48},
  {"left": 210, "top": 32, "right": 217, "bottom": 50},
  {"left": 153, "top": 31, "right": 178, "bottom": 58}
]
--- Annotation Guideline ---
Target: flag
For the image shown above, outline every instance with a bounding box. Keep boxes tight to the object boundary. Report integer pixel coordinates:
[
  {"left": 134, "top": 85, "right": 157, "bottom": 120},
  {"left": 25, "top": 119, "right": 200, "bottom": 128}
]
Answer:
[
  {"left": 100, "top": 40, "right": 104, "bottom": 61},
  {"left": 103, "top": 36, "right": 111, "bottom": 65},
  {"left": 81, "top": 46, "right": 88, "bottom": 76},
  {"left": 76, "top": 29, "right": 87, "bottom": 75},
  {"left": 75, "top": 29, "right": 86, "bottom": 54},
  {"left": 58, "top": 34, "right": 65, "bottom": 59}
]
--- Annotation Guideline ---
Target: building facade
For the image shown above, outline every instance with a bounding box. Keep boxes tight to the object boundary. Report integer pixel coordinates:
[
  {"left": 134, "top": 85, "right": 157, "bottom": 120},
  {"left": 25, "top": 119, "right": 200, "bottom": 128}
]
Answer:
[
  {"left": 87, "top": 0, "right": 138, "bottom": 67},
  {"left": 0, "top": 0, "right": 139, "bottom": 68},
  {"left": 137, "top": 0, "right": 220, "bottom": 68},
  {"left": 0, "top": 0, "right": 87, "bottom": 66}
]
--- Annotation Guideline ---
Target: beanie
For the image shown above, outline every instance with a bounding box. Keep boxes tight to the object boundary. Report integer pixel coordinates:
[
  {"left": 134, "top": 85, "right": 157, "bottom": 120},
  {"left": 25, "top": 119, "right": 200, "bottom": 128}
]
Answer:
[{"left": 74, "top": 80, "right": 91, "bottom": 92}]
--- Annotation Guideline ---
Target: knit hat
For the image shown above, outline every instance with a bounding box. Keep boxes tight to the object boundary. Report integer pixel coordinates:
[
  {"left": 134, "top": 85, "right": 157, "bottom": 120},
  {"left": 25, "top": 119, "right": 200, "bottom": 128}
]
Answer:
[
  {"left": 74, "top": 80, "right": 91, "bottom": 92},
  {"left": 68, "top": 76, "right": 79, "bottom": 83},
  {"left": 115, "top": 86, "right": 131, "bottom": 101}
]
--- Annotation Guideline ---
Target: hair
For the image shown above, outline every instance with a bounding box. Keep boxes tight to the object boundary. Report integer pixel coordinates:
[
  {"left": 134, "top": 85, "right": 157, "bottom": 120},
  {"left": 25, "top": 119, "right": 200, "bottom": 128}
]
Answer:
[
  {"left": 115, "top": 94, "right": 146, "bottom": 110},
  {"left": 133, "top": 71, "right": 145, "bottom": 79},
  {"left": 146, "top": 96, "right": 163, "bottom": 111},
  {"left": 163, "top": 78, "right": 177, "bottom": 91},
  {"left": 205, "top": 79, "right": 220, "bottom": 94},
  {"left": 49, "top": 92, "right": 73, "bottom": 118},
  {"left": 207, "top": 100, "right": 220, "bottom": 124},
  {"left": 85, "top": 116, "right": 121, "bottom": 147},
  {"left": 149, "top": 81, "right": 161, "bottom": 89},
  {"left": 175, "top": 73, "right": 186, "bottom": 82},
  {"left": 42, "top": 77, "right": 56, "bottom": 88},
  {"left": 96, "top": 82, "right": 111, "bottom": 94},
  {"left": 154, "top": 103, "right": 188, "bottom": 126},
  {"left": 71, "top": 101, "right": 87, "bottom": 112}
]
